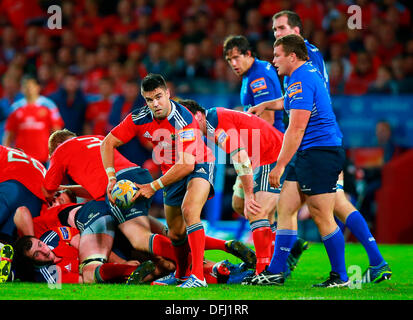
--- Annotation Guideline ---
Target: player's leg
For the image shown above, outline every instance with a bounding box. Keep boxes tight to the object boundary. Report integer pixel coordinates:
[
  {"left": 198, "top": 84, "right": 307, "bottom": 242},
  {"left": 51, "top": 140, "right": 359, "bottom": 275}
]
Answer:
[
  {"left": 247, "top": 180, "right": 303, "bottom": 285},
  {"left": 179, "top": 176, "right": 211, "bottom": 284},
  {"left": 299, "top": 147, "right": 348, "bottom": 287},
  {"left": 249, "top": 190, "right": 278, "bottom": 274},
  {"left": 163, "top": 203, "right": 190, "bottom": 282},
  {"left": 231, "top": 176, "right": 245, "bottom": 216},
  {"left": 334, "top": 172, "right": 391, "bottom": 282},
  {"left": 306, "top": 192, "right": 349, "bottom": 287}
]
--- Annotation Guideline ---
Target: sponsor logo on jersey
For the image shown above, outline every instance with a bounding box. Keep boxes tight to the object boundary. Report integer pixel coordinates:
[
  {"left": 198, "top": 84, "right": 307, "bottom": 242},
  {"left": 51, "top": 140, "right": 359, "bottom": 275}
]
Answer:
[
  {"left": 215, "top": 129, "right": 228, "bottom": 146},
  {"left": 287, "top": 82, "right": 303, "bottom": 98},
  {"left": 58, "top": 227, "right": 70, "bottom": 240},
  {"left": 143, "top": 131, "right": 152, "bottom": 138},
  {"left": 250, "top": 77, "right": 267, "bottom": 93},
  {"left": 177, "top": 128, "right": 195, "bottom": 142}
]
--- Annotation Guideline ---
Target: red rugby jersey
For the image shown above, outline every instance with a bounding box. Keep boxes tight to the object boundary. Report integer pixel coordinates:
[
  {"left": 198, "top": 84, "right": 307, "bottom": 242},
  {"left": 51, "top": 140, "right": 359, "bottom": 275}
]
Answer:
[
  {"left": 0, "top": 145, "right": 47, "bottom": 202},
  {"left": 45, "top": 135, "right": 137, "bottom": 200},
  {"left": 34, "top": 203, "right": 82, "bottom": 238},
  {"left": 5, "top": 103, "right": 64, "bottom": 163},
  {"left": 35, "top": 227, "right": 80, "bottom": 284},
  {"left": 206, "top": 108, "right": 284, "bottom": 168},
  {"left": 111, "top": 101, "right": 215, "bottom": 175}
]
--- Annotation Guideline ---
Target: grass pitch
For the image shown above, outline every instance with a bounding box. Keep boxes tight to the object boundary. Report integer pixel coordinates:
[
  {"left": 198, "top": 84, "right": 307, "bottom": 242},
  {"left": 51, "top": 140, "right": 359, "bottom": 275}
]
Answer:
[{"left": 1, "top": 243, "right": 412, "bottom": 301}]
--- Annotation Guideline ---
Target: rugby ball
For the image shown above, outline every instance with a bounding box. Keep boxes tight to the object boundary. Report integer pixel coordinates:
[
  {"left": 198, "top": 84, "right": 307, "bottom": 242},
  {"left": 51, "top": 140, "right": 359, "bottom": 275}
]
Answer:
[{"left": 111, "top": 179, "right": 138, "bottom": 209}]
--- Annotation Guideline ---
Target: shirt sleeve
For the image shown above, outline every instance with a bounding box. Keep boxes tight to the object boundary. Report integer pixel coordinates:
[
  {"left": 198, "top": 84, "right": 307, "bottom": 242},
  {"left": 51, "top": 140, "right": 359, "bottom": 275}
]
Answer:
[{"left": 111, "top": 114, "right": 138, "bottom": 144}]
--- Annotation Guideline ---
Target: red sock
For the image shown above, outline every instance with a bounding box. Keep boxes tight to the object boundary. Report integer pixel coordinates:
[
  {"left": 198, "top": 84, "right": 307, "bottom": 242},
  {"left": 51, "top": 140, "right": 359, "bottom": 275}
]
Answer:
[
  {"left": 150, "top": 234, "right": 176, "bottom": 263},
  {"left": 204, "top": 236, "right": 227, "bottom": 251},
  {"left": 187, "top": 223, "right": 206, "bottom": 280},
  {"left": 95, "top": 263, "right": 137, "bottom": 282},
  {"left": 252, "top": 225, "right": 273, "bottom": 275},
  {"left": 172, "top": 238, "right": 190, "bottom": 279},
  {"left": 271, "top": 230, "right": 276, "bottom": 257}
]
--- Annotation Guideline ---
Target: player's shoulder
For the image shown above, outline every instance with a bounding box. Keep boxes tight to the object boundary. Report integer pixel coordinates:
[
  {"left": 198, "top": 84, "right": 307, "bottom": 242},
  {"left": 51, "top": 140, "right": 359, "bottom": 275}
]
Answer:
[
  {"left": 39, "top": 230, "right": 60, "bottom": 248},
  {"left": 37, "top": 96, "right": 58, "bottom": 109},
  {"left": 304, "top": 40, "right": 320, "bottom": 53},
  {"left": 205, "top": 107, "right": 218, "bottom": 133},
  {"left": 130, "top": 105, "right": 153, "bottom": 125},
  {"left": 10, "top": 97, "right": 27, "bottom": 112},
  {"left": 250, "top": 58, "right": 276, "bottom": 76},
  {"left": 168, "top": 100, "right": 194, "bottom": 130}
]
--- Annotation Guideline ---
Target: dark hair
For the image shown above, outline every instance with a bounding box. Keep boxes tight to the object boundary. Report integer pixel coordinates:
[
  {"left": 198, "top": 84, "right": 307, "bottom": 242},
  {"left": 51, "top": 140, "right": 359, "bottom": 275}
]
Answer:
[
  {"left": 56, "top": 189, "right": 77, "bottom": 203},
  {"left": 12, "top": 236, "right": 37, "bottom": 281},
  {"left": 178, "top": 99, "right": 206, "bottom": 115},
  {"left": 272, "top": 10, "right": 303, "bottom": 36},
  {"left": 223, "top": 35, "right": 254, "bottom": 58},
  {"left": 141, "top": 73, "right": 167, "bottom": 92},
  {"left": 274, "top": 34, "right": 308, "bottom": 61}
]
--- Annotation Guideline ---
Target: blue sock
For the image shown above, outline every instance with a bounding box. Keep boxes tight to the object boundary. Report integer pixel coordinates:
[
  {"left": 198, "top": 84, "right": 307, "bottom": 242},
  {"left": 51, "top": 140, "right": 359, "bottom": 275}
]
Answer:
[
  {"left": 267, "top": 229, "right": 297, "bottom": 274},
  {"left": 334, "top": 216, "right": 346, "bottom": 234},
  {"left": 322, "top": 227, "right": 348, "bottom": 281},
  {"left": 345, "top": 210, "right": 384, "bottom": 267}
]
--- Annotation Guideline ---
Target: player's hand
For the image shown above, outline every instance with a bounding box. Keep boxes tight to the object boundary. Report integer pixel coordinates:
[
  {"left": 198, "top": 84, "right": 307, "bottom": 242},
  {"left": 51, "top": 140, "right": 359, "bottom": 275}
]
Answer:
[
  {"left": 106, "top": 178, "right": 117, "bottom": 204},
  {"left": 269, "top": 164, "right": 285, "bottom": 189},
  {"left": 247, "top": 105, "right": 265, "bottom": 116},
  {"left": 134, "top": 183, "right": 155, "bottom": 200},
  {"left": 244, "top": 194, "right": 261, "bottom": 216}
]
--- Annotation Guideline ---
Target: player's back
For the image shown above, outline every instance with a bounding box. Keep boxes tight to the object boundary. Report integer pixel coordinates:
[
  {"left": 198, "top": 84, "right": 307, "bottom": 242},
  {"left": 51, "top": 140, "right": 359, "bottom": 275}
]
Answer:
[
  {"left": 46, "top": 135, "right": 137, "bottom": 200},
  {"left": 207, "top": 107, "right": 283, "bottom": 168},
  {"left": 0, "top": 145, "right": 46, "bottom": 201}
]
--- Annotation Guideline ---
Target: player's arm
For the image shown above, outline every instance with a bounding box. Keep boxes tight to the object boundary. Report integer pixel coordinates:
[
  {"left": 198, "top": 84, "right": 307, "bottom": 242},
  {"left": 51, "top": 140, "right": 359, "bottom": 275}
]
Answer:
[
  {"left": 134, "top": 151, "right": 195, "bottom": 200},
  {"left": 247, "top": 98, "right": 284, "bottom": 116},
  {"left": 58, "top": 185, "right": 93, "bottom": 200},
  {"left": 231, "top": 148, "right": 261, "bottom": 216},
  {"left": 269, "top": 109, "right": 310, "bottom": 188},
  {"left": 14, "top": 206, "right": 35, "bottom": 236},
  {"left": 100, "top": 132, "right": 125, "bottom": 203}
]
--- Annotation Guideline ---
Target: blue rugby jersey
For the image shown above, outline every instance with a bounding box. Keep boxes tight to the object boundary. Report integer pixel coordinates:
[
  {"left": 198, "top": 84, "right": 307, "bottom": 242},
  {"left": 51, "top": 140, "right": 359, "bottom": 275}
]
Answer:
[
  {"left": 284, "top": 62, "right": 342, "bottom": 151},
  {"left": 240, "top": 58, "right": 285, "bottom": 133}
]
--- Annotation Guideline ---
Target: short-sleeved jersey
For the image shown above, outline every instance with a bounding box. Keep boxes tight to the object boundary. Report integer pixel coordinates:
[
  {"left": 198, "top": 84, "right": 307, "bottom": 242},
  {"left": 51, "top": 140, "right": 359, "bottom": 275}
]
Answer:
[
  {"left": 206, "top": 107, "right": 283, "bottom": 169},
  {"left": 5, "top": 103, "right": 64, "bottom": 163},
  {"left": 45, "top": 135, "right": 137, "bottom": 200},
  {"left": 0, "top": 145, "right": 46, "bottom": 202},
  {"left": 34, "top": 227, "right": 80, "bottom": 284},
  {"left": 111, "top": 100, "right": 215, "bottom": 175},
  {"left": 241, "top": 58, "right": 285, "bottom": 132},
  {"left": 284, "top": 62, "right": 342, "bottom": 151},
  {"left": 283, "top": 40, "right": 343, "bottom": 141}
]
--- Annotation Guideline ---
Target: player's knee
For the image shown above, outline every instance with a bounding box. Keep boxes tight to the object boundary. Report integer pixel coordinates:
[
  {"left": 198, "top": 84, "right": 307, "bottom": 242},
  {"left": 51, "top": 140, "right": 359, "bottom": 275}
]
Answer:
[{"left": 231, "top": 196, "right": 244, "bottom": 215}]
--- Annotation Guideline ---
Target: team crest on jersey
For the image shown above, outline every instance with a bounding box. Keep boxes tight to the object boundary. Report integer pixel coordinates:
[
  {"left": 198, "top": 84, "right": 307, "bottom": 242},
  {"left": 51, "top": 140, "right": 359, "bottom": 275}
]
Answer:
[
  {"left": 177, "top": 128, "right": 195, "bottom": 142},
  {"left": 287, "top": 82, "right": 303, "bottom": 97},
  {"left": 250, "top": 77, "right": 267, "bottom": 93}
]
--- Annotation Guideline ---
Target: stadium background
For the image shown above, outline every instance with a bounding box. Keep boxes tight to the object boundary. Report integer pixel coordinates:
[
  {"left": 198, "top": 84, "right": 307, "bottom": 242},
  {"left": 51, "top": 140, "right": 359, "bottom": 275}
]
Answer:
[{"left": 0, "top": 0, "right": 412, "bottom": 244}]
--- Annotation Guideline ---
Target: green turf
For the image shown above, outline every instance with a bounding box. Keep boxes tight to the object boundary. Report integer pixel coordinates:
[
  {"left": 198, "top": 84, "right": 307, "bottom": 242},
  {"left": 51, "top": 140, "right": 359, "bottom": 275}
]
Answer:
[{"left": 1, "top": 243, "right": 412, "bottom": 300}]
